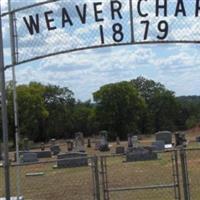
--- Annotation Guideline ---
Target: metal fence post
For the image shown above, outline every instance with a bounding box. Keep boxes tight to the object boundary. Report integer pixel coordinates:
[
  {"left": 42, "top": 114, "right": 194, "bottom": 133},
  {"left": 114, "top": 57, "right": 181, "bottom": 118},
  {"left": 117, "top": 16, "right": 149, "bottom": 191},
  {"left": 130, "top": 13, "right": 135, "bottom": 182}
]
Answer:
[
  {"left": 0, "top": 4, "right": 11, "bottom": 200},
  {"left": 93, "top": 156, "right": 100, "bottom": 200},
  {"left": 180, "top": 148, "right": 190, "bottom": 200}
]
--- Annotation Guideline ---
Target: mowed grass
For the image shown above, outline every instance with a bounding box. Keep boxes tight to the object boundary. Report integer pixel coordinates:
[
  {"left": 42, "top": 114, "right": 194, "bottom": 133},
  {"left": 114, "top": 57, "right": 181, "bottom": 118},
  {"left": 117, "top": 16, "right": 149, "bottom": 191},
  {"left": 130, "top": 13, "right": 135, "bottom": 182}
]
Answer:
[
  {"left": 0, "top": 151, "right": 200, "bottom": 200},
  {"left": 1, "top": 162, "right": 94, "bottom": 200}
]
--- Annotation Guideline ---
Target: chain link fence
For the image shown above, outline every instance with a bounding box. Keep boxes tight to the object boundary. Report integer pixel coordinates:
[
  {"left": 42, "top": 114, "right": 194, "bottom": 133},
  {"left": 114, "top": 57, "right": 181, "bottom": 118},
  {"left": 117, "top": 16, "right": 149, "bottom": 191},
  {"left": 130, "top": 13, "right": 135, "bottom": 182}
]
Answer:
[
  {"left": 0, "top": 148, "right": 200, "bottom": 200},
  {"left": 185, "top": 149, "right": 200, "bottom": 200},
  {"left": 0, "top": 156, "right": 98, "bottom": 200},
  {"left": 99, "top": 151, "right": 180, "bottom": 200}
]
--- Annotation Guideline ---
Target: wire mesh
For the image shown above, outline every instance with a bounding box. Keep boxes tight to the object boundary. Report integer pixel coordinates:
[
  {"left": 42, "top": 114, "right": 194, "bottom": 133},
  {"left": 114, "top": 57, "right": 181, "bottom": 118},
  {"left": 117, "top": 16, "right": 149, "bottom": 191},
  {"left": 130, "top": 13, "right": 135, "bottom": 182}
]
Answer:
[
  {"left": 2, "top": 0, "right": 200, "bottom": 65},
  {"left": 185, "top": 148, "right": 200, "bottom": 200},
  {"left": 100, "top": 151, "right": 180, "bottom": 200},
  {"left": 0, "top": 156, "right": 97, "bottom": 200}
]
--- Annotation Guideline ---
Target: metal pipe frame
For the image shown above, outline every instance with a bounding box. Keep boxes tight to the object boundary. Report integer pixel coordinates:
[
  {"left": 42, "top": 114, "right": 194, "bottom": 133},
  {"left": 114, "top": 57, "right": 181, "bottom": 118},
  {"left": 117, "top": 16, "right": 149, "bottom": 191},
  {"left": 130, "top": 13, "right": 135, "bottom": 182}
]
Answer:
[
  {"left": 108, "top": 183, "right": 179, "bottom": 193},
  {"left": 4, "top": 40, "right": 200, "bottom": 70}
]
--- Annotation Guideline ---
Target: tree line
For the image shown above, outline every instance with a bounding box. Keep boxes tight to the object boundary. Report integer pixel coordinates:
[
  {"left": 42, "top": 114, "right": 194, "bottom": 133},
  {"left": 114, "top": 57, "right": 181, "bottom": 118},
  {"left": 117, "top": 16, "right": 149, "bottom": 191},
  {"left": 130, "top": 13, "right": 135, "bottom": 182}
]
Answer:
[{"left": 1, "top": 76, "right": 200, "bottom": 143}]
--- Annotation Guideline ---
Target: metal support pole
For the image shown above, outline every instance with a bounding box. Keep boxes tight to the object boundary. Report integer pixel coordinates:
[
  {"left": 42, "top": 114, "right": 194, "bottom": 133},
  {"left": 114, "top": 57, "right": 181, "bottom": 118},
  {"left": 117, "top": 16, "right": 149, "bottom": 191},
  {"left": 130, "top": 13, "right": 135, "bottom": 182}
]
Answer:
[
  {"left": 93, "top": 156, "right": 100, "bottom": 200},
  {"left": 7, "top": 2, "right": 21, "bottom": 199},
  {"left": 0, "top": 4, "right": 11, "bottom": 200},
  {"left": 180, "top": 148, "right": 190, "bottom": 200}
]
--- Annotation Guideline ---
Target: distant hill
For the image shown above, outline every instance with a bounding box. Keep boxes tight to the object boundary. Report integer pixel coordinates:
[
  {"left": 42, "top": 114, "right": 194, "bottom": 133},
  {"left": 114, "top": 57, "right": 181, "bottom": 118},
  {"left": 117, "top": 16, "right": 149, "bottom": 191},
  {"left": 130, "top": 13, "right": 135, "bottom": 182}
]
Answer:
[{"left": 177, "top": 96, "right": 200, "bottom": 104}]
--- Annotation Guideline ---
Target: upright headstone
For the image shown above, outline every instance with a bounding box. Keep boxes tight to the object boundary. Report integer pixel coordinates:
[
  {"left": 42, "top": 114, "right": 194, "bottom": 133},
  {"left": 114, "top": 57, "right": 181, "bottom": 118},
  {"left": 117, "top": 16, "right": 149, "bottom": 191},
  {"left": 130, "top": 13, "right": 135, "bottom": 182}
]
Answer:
[
  {"left": 99, "top": 130, "right": 110, "bottom": 151},
  {"left": 116, "top": 137, "right": 120, "bottom": 145},
  {"left": 23, "top": 138, "right": 30, "bottom": 151},
  {"left": 87, "top": 138, "right": 91, "bottom": 148},
  {"left": 50, "top": 139, "right": 56, "bottom": 147},
  {"left": 56, "top": 152, "right": 88, "bottom": 168},
  {"left": 40, "top": 143, "right": 45, "bottom": 151},
  {"left": 196, "top": 136, "right": 200, "bottom": 143},
  {"left": 155, "top": 131, "right": 172, "bottom": 144},
  {"left": 50, "top": 139, "right": 61, "bottom": 155},
  {"left": 128, "top": 133, "right": 133, "bottom": 148},
  {"left": 132, "top": 136, "right": 139, "bottom": 148},
  {"left": 175, "top": 132, "right": 187, "bottom": 147},
  {"left": 127, "top": 133, "right": 133, "bottom": 152},
  {"left": 51, "top": 145, "right": 61, "bottom": 155},
  {"left": 67, "top": 140, "right": 73, "bottom": 152},
  {"left": 74, "top": 132, "right": 85, "bottom": 152}
]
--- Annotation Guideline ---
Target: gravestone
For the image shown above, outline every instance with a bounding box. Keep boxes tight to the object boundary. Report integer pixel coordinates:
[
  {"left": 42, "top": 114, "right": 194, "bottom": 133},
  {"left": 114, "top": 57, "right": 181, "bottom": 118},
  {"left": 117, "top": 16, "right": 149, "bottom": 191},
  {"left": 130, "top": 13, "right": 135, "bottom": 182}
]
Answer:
[
  {"left": 67, "top": 140, "right": 73, "bottom": 151},
  {"left": 94, "top": 136, "right": 101, "bottom": 150},
  {"left": 74, "top": 132, "right": 85, "bottom": 152},
  {"left": 56, "top": 152, "right": 88, "bottom": 168},
  {"left": 152, "top": 140, "right": 165, "bottom": 151},
  {"left": 126, "top": 147, "right": 158, "bottom": 162},
  {"left": 21, "top": 152, "right": 38, "bottom": 163},
  {"left": 132, "top": 136, "right": 139, "bottom": 148},
  {"left": 99, "top": 130, "right": 110, "bottom": 151},
  {"left": 155, "top": 131, "right": 172, "bottom": 144},
  {"left": 87, "top": 138, "right": 91, "bottom": 148},
  {"left": 50, "top": 145, "right": 61, "bottom": 155},
  {"left": 116, "top": 137, "right": 120, "bottom": 145},
  {"left": 127, "top": 133, "right": 133, "bottom": 148},
  {"left": 196, "top": 136, "right": 200, "bottom": 143},
  {"left": 175, "top": 132, "right": 187, "bottom": 147},
  {"left": 23, "top": 138, "right": 30, "bottom": 151},
  {"left": 50, "top": 138, "right": 56, "bottom": 147},
  {"left": 127, "top": 133, "right": 134, "bottom": 152},
  {"left": 34, "top": 151, "right": 52, "bottom": 158},
  {"left": 40, "top": 143, "right": 45, "bottom": 151},
  {"left": 116, "top": 146, "right": 125, "bottom": 154}
]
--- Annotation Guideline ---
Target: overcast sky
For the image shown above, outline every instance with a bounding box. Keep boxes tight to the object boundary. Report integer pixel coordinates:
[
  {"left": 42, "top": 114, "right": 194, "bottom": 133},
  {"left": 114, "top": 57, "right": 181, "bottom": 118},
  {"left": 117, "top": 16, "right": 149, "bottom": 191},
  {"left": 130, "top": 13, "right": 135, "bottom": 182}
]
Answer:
[{"left": 1, "top": 0, "right": 200, "bottom": 100}]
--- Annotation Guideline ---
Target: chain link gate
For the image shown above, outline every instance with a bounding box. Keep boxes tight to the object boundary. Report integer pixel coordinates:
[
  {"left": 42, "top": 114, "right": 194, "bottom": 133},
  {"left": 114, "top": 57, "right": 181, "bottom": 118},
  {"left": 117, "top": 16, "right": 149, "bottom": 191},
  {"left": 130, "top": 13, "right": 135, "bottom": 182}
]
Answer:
[{"left": 99, "top": 151, "right": 181, "bottom": 200}]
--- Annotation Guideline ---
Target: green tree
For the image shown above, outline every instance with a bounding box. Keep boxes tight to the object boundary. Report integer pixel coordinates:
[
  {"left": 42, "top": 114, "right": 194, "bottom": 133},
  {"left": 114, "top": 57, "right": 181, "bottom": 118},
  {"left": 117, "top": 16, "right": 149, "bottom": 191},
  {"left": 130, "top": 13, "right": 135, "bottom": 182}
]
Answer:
[
  {"left": 43, "top": 84, "right": 75, "bottom": 139},
  {"left": 131, "top": 76, "right": 179, "bottom": 133},
  {"left": 72, "top": 100, "right": 98, "bottom": 136},
  {"left": 93, "top": 81, "right": 146, "bottom": 139},
  {"left": 15, "top": 82, "right": 49, "bottom": 142}
]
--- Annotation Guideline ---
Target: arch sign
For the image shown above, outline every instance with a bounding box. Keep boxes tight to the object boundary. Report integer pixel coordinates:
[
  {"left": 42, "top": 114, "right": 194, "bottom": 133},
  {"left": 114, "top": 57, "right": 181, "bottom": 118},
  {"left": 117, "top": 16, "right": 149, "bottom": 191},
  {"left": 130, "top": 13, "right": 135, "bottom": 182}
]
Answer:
[{"left": 3, "top": 0, "right": 200, "bottom": 67}]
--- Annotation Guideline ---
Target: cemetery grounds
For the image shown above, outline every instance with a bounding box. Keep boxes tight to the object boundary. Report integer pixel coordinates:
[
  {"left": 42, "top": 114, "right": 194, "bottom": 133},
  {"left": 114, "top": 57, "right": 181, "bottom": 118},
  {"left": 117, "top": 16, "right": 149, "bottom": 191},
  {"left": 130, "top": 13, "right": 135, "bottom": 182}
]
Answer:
[{"left": 0, "top": 133, "right": 200, "bottom": 200}]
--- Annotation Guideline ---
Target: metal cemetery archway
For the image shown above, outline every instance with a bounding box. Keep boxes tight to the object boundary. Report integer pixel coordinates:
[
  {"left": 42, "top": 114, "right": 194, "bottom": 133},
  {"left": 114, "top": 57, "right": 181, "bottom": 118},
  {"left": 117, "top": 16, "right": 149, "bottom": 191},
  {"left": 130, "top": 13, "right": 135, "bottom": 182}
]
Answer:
[{"left": 1, "top": 0, "right": 200, "bottom": 199}]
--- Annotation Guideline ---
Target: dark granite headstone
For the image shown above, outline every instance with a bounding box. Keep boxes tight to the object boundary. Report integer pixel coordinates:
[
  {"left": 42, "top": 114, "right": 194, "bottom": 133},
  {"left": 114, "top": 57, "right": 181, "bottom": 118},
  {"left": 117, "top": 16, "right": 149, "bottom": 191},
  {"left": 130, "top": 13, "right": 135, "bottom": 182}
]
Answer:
[
  {"left": 152, "top": 140, "right": 165, "bottom": 151},
  {"left": 87, "top": 138, "right": 91, "bottom": 148},
  {"left": 40, "top": 143, "right": 45, "bottom": 151},
  {"left": 57, "top": 152, "right": 88, "bottom": 168},
  {"left": 35, "top": 151, "right": 52, "bottom": 158},
  {"left": 99, "top": 130, "right": 110, "bottom": 151},
  {"left": 126, "top": 147, "right": 158, "bottom": 162},
  {"left": 67, "top": 141, "right": 73, "bottom": 151},
  {"left": 50, "top": 145, "right": 61, "bottom": 155},
  {"left": 155, "top": 131, "right": 172, "bottom": 144},
  {"left": 127, "top": 133, "right": 133, "bottom": 148},
  {"left": 116, "top": 137, "right": 120, "bottom": 145},
  {"left": 196, "top": 136, "right": 200, "bottom": 143},
  {"left": 116, "top": 146, "right": 125, "bottom": 154},
  {"left": 21, "top": 152, "right": 38, "bottom": 163}
]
